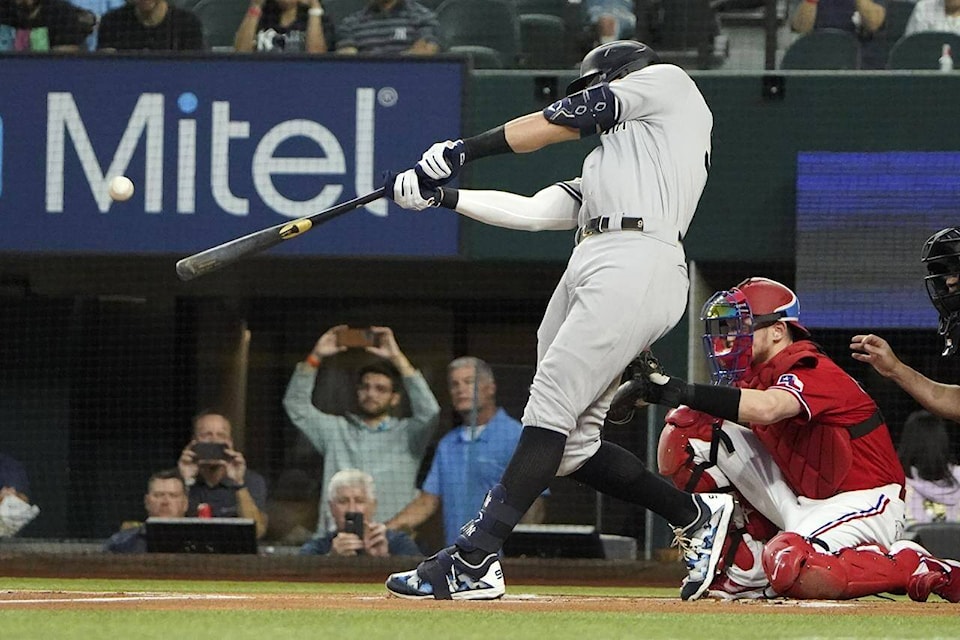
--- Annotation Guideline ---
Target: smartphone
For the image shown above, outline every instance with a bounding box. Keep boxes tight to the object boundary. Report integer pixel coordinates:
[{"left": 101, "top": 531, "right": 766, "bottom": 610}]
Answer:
[
  {"left": 192, "top": 441, "right": 229, "bottom": 463},
  {"left": 343, "top": 511, "right": 364, "bottom": 537},
  {"left": 337, "top": 327, "right": 377, "bottom": 349}
]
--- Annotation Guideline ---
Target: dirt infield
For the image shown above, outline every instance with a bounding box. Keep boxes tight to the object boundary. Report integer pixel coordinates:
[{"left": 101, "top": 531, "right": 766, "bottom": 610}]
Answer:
[{"left": 1, "top": 589, "right": 956, "bottom": 616}]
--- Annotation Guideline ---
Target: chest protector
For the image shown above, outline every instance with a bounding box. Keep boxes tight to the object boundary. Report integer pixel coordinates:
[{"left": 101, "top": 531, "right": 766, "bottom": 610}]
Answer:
[{"left": 739, "top": 342, "right": 853, "bottom": 499}]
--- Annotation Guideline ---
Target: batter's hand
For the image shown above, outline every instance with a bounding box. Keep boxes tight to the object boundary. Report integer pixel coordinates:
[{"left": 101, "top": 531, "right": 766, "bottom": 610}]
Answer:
[
  {"left": 417, "top": 140, "right": 465, "bottom": 183},
  {"left": 385, "top": 169, "right": 439, "bottom": 211},
  {"left": 850, "top": 333, "right": 902, "bottom": 378}
]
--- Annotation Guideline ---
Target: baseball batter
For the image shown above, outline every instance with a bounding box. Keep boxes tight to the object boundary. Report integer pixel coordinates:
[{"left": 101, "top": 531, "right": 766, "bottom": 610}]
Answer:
[
  {"left": 383, "top": 40, "right": 735, "bottom": 602},
  {"left": 625, "top": 277, "right": 960, "bottom": 601}
]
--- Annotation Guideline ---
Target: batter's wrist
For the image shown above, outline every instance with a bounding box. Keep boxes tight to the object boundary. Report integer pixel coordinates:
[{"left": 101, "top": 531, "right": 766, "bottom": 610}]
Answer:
[
  {"left": 437, "top": 187, "right": 459, "bottom": 209},
  {"left": 463, "top": 126, "right": 511, "bottom": 162}
]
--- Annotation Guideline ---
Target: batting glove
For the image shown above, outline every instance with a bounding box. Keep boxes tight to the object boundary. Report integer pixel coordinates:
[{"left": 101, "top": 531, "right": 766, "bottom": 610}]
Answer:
[
  {"left": 417, "top": 139, "right": 466, "bottom": 183},
  {"left": 384, "top": 169, "right": 440, "bottom": 211}
]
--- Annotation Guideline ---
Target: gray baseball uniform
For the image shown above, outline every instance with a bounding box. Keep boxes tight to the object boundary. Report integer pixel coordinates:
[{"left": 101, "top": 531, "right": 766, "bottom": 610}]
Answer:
[{"left": 525, "top": 63, "right": 712, "bottom": 475}]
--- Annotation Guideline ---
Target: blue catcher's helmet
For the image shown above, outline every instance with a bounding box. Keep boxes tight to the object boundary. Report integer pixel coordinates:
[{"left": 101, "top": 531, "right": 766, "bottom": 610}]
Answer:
[{"left": 566, "top": 40, "right": 660, "bottom": 96}]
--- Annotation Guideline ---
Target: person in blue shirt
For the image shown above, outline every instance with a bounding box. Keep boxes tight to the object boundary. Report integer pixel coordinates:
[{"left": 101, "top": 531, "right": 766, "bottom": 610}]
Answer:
[
  {"left": 386, "top": 357, "right": 547, "bottom": 549},
  {"left": 299, "top": 468, "right": 420, "bottom": 556}
]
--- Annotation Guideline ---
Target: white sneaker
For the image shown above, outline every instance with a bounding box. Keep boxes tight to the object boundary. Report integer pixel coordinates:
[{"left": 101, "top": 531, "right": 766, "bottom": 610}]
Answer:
[
  {"left": 673, "top": 493, "right": 734, "bottom": 601},
  {"left": 385, "top": 546, "right": 505, "bottom": 600}
]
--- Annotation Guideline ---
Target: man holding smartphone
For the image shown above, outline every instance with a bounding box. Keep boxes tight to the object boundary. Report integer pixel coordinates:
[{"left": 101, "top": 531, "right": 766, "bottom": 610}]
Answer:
[
  {"left": 299, "top": 469, "right": 420, "bottom": 556},
  {"left": 283, "top": 325, "right": 440, "bottom": 537},
  {"left": 177, "top": 411, "right": 269, "bottom": 538}
]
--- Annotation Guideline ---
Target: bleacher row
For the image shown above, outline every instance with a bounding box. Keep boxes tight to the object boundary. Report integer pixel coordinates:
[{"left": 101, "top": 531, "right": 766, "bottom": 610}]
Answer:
[
  {"left": 176, "top": 0, "right": 723, "bottom": 71},
  {"left": 780, "top": 0, "right": 960, "bottom": 71},
  {"left": 179, "top": 0, "right": 592, "bottom": 69}
]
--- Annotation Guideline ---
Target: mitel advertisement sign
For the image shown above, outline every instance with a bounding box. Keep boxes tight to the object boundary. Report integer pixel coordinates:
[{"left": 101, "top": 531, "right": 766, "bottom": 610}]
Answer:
[{"left": 0, "top": 55, "right": 463, "bottom": 257}]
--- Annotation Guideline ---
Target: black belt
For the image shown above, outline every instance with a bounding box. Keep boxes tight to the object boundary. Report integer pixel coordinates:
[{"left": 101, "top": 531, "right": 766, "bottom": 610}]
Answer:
[
  {"left": 848, "top": 410, "right": 884, "bottom": 439},
  {"left": 576, "top": 217, "right": 645, "bottom": 244}
]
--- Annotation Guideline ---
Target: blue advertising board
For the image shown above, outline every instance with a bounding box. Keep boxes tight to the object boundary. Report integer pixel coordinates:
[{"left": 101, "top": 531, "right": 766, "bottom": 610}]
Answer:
[
  {"left": 796, "top": 151, "right": 960, "bottom": 329},
  {"left": 0, "top": 55, "right": 463, "bottom": 257}
]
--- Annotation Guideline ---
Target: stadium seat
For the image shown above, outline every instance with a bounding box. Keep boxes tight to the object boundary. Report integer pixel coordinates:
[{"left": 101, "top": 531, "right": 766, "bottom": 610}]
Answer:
[
  {"left": 323, "top": 0, "right": 369, "bottom": 24},
  {"left": 884, "top": 0, "right": 916, "bottom": 43},
  {"left": 519, "top": 13, "right": 569, "bottom": 69},
  {"left": 192, "top": 0, "right": 249, "bottom": 48},
  {"left": 448, "top": 44, "right": 504, "bottom": 69},
  {"left": 887, "top": 31, "right": 960, "bottom": 69},
  {"left": 870, "top": 0, "right": 916, "bottom": 68},
  {"left": 652, "top": 0, "right": 722, "bottom": 69},
  {"left": 780, "top": 29, "right": 860, "bottom": 70},
  {"left": 436, "top": 0, "right": 520, "bottom": 68},
  {"left": 516, "top": 0, "right": 570, "bottom": 19}
]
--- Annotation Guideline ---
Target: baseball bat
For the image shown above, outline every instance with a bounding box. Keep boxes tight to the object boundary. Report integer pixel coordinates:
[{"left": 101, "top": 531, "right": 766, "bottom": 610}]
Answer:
[{"left": 175, "top": 187, "right": 386, "bottom": 282}]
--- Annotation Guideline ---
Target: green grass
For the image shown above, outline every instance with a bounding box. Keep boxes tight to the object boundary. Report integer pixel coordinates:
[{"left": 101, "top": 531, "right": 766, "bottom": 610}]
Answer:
[{"left": 1, "top": 578, "right": 959, "bottom": 640}]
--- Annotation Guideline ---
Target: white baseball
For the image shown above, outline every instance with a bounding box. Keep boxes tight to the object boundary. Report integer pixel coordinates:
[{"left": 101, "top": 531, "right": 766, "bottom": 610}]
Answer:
[{"left": 108, "top": 176, "right": 135, "bottom": 202}]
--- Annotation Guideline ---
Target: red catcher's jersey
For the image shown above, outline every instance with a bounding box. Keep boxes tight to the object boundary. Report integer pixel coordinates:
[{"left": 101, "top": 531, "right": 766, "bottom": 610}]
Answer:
[{"left": 751, "top": 350, "right": 905, "bottom": 499}]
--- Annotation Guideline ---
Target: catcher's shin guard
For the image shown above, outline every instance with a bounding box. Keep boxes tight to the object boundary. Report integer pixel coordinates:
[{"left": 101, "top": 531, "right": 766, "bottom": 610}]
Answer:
[{"left": 762, "top": 532, "right": 924, "bottom": 599}]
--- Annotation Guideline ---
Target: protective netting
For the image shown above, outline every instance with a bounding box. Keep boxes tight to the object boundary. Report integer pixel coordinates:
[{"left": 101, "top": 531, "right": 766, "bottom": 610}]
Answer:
[{"left": 1, "top": 1, "right": 959, "bottom": 581}]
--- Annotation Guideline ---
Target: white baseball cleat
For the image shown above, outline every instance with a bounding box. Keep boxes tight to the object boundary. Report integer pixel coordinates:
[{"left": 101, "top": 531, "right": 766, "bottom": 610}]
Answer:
[
  {"left": 672, "top": 493, "right": 735, "bottom": 601},
  {"left": 385, "top": 545, "right": 505, "bottom": 600}
]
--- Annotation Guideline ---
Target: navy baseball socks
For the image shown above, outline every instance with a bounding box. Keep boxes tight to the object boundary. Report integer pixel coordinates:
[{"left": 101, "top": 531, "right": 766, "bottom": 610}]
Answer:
[{"left": 386, "top": 427, "right": 566, "bottom": 600}]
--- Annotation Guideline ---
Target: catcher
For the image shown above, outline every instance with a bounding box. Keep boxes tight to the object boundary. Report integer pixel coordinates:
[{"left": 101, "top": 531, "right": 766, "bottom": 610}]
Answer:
[{"left": 613, "top": 276, "right": 960, "bottom": 601}]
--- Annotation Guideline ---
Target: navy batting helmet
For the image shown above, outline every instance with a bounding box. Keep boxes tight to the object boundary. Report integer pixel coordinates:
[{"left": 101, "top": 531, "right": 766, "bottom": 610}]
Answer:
[
  {"left": 921, "top": 226, "right": 960, "bottom": 355},
  {"left": 566, "top": 40, "right": 661, "bottom": 96}
]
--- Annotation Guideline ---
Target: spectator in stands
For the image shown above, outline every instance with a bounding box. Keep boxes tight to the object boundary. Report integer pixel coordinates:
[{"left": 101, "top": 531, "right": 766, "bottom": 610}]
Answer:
[
  {"left": 103, "top": 468, "right": 188, "bottom": 553},
  {"left": 0, "top": 452, "right": 39, "bottom": 537},
  {"left": 0, "top": 452, "right": 30, "bottom": 503},
  {"left": 97, "top": 0, "right": 205, "bottom": 51},
  {"left": 905, "top": 0, "right": 960, "bottom": 36},
  {"left": 0, "top": 0, "right": 95, "bottom": 51},
  {"left": 898, "top": 410, "right": 960, "bottom": 524},
  {"left": 583, "top": 0, "right": 636, "bottom": 44},
  {"left": 234, "top": 0, "right": 334, "bottom": 53},
  {"left": 336, "top": 0, "right": 439, "bottom": 55},
  {"left": 387, "top": 357, "right": 546, "bottom": 548},
  {"left": 789, "top": 0, "right": 888, "bottom": 68},
  {"left": 71, "top": 0, "right": 124, "bottom": 49},
  {"left": 177, "top": 410, "right": 269, "bottom": 538},
  {"left": 299, "top": 468, "right": 421, "bottom": 556},
  {"left": 282, "top": 325, "right": 440, "bottom": 535}
]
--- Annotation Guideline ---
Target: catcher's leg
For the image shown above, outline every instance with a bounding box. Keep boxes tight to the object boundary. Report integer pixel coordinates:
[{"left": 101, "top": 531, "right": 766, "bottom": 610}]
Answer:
[{"left": 761, "top": 532, "right": 924, "bottom": 599}]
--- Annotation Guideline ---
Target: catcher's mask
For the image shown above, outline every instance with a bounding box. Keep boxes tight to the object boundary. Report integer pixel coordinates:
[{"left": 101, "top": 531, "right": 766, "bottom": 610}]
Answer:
[
  {"left": 921, "top": 227, "right": 960, "bottom": 356},
  {"left": 701, "top": 277, "right": 809, "bottom": 385},
  {"left": 565, "top": 40, "right": 660, "bottom": 96}
]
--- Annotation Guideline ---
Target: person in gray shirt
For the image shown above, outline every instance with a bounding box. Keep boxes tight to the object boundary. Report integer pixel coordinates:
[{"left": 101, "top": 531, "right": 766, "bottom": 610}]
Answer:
[{"left": 283, "top": 325, "right": 440, "bottom": 535}]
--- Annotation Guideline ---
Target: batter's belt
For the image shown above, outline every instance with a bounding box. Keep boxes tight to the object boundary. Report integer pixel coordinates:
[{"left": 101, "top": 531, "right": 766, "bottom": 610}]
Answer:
[{"left": 575, "top": 216, "right": 682, "bottom": 246}]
